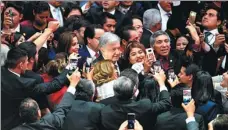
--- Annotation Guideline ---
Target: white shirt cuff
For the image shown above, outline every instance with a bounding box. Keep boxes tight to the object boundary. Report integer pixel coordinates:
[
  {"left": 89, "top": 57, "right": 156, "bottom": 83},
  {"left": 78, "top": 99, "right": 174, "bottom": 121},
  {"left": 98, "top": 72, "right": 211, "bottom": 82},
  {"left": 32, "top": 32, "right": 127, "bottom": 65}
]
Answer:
[
  {"left": 186, "top": 117, "right": 196, "bottom": 124},
  {"left": 67, "top": 86, "right": 76, "bottom": 95},
  {"left": 160, "top": 85, "right": 168, "bottom": 92}
]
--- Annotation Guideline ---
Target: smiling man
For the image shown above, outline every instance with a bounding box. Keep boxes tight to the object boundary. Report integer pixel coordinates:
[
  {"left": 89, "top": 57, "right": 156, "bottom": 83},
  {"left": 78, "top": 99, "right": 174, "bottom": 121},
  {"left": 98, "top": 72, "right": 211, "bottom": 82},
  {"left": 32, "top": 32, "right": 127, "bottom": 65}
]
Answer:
[{"left": 150, "top": 30, "right": 185, "bottom": 74}]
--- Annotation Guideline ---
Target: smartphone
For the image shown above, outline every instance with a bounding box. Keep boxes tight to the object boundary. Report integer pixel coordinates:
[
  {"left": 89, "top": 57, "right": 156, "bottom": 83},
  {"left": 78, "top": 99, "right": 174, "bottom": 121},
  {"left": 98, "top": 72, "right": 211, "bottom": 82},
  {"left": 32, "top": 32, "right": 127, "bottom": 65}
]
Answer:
[
  {"left": 146, "top": 48, "right": 156, "bottom": 62},
  {"left": 168, "top": 68, "right": 176, "bottom": 82},
  {"left": 183, "top": 89, "right": 191, "bottom": 105},
  {"left": 69, "top": 54, "right": 80, "bottom": 70},
  {"left": 153, "top": 61, "right": 161, "bottom": 73},
  {"left": 85, "top": 57, "right": 93, "bottom": 73},
  {"left": 189, "top": 11, "right": 197, "bottom": 24},
  {"left": 127, "top": 113, "right": 135, "bottom": 130}
]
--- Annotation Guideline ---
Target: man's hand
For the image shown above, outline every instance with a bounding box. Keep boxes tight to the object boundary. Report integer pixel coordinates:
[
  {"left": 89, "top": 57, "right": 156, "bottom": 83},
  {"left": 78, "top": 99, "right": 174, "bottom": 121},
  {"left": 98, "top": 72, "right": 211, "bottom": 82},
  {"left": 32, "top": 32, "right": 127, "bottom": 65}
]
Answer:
[
  {"left": 67, "top": 69, "right": 81, "bottom": 87},
  {"left": 214, "top": 34, "right": 225, "bottom": 48},
  {"left": 186, "top": 22, "right": 200, "bottom": 45},
  {"left": 3, "top": 15, "right": 13, "bottom": 29},
  {"left": 118, "top": 120, "right": 143, "bottom": 130},
  {"left": 48, "top": 21, "right": 60, "bottom": 32},
  {"left": 168, "top": 76, "right": 180, "bottom": 88},
  {"left": 153, "top": 69, "right": 166, "bottom": 86},
  {"left": 181, "top": 99, "right": 195, "bottom": 118}
]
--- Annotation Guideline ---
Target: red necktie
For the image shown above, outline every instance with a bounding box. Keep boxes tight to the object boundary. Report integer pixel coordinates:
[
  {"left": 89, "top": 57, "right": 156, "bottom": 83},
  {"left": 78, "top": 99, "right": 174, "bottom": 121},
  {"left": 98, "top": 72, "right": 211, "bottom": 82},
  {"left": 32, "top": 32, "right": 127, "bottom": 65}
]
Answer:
[{"left": 95, "top": 52, "right": 99, "bottom": 58}]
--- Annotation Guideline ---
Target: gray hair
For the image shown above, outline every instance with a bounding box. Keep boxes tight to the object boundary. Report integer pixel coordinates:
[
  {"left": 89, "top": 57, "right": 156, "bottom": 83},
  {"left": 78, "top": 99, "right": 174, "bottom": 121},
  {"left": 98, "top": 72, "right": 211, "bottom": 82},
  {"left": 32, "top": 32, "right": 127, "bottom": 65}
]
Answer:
[
  {"left": 120, "top": 68, "right": 139, "bottom": 88},
  {"left": 99, "top": 32, "right": 120, "bottom": 48},
  {"left": 143, "top": 9, "right": 161, "bottom": 29},
  {"left": 113, "top": 76, "right": 135, "bottom": 100},
  {"left": 150, "top": 30, "right": 171, "bottom": 47}
]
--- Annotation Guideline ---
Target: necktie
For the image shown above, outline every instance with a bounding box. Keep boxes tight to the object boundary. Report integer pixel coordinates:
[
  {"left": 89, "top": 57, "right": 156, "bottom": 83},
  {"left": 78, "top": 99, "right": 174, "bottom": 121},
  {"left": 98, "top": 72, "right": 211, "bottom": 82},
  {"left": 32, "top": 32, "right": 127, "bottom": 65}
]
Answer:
[
  {"left": 204, "top": 31, "right": 212, "bottom": 44},
  {"left": 166, "top": 13, "right": 171, "bottom": 17},
  {"left": 95, "top": 52, "right": 99, "bottom": 58},
  {"left": 114, "top": 64, "right": 120, "bottom": 76}
]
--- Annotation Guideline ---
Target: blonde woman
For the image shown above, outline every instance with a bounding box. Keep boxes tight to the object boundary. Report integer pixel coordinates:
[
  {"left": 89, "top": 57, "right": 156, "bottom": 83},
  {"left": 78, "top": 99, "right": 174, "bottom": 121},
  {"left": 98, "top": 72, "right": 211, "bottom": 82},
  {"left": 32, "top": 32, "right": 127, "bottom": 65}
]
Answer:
[{"left": 93, "top": 60, "right": 118, "bottom": 101}]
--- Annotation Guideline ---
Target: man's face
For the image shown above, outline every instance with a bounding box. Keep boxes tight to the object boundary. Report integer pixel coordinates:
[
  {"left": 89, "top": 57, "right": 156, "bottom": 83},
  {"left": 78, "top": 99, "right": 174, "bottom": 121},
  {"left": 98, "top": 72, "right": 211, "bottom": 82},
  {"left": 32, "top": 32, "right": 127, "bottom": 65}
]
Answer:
[
  {"left": 4, "top": 7, "right": 22, "bottom": 28},
  {"left": 34, "top": 11, "right": 50, "bottom": 26},
  {"left": 89, "top": 28, "right": 105, "bottom": 52},
  {"left": 120, "top": 1, "right": 133, "bottom": 8},
  {"left": 202, "top": 9, "right": 220, "bottom": 30},
  {"left": 220, "top": 72, "right": 228, "bottom": 88},
  {"left": 128, "top": 30, "right": 140, "bottom": 42},
  {"left": 132, "top": 18, "right": 143, "bottom": 38},
  {"left": 178, "top": 67, "right": 192, "bottom": 85},
  {"left": 101, "top": 42, "right": 121, "bottom": 62},
  {"left": 159, "top": 1, "right": 172, "bottom": 12},
  {"left": 153, "top": 34, "right": 171, "bottom": 57},
  {"left": 102, "top": 1, "right": 119, "bottom": 11},
  {"left": 103, "top": 18, "right": 116, "bottom": 33}
]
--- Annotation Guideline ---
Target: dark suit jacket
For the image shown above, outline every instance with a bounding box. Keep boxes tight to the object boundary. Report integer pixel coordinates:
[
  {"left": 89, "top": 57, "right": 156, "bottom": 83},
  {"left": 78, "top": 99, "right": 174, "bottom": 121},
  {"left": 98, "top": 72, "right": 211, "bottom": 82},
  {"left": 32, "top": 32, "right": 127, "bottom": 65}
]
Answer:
[
  {"left": 155, "top": 107, "right": 205, "bottom": 130},
  {"left": 62, "top": 100, "right": 105, "bottom": 130},
  {"left": 187, "top": 121, "right": 199, "bottom": 130},
  {"left": 11, "top": 92, "right": 74, "bottom": 130},
  {"left": 140, "top": 28, "right": 153, "bottom": 48},
  {"left": 1, "top": 67, "right": 69, "bottom": 130},
  {"left": 78, "top": 45, "right": 91, "bottom": 70},
  {"left": 100, "top": 90, "right": 171, "bottom": 130}
]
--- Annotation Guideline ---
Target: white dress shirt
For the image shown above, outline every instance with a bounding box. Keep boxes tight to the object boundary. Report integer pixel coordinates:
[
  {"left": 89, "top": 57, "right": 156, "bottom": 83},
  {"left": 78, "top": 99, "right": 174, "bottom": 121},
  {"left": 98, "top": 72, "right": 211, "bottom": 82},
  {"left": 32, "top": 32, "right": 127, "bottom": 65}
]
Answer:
[
  {"left": 158, "top": 3, "right": 172, "bottom": 31},
  {"left": 49, "top": 4, "right": 64, "bottom": 27},
  {"left": 86, "top": 45, "right": 97, "bottom": 58},
  {"left": 103, "top": 9, "right": 115, "bottom": 15},
  {"left": 8, "top": 69, "right": 20, "bottom": 77}
]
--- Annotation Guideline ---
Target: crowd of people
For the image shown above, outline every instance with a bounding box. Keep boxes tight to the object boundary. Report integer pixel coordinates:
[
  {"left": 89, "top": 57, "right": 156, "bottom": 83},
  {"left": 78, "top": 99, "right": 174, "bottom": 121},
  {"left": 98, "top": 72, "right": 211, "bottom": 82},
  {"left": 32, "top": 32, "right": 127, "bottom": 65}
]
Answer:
[{"left": 1, "top": 1, "right": 228, "bottom": 130}]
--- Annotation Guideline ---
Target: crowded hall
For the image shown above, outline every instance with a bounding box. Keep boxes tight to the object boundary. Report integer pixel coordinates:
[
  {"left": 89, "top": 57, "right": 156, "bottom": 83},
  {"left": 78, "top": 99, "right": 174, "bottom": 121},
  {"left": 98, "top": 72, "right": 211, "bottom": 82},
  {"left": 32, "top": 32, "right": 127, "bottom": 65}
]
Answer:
[{"left": 1, "top": 1, "right": 228, "bottom": 130}]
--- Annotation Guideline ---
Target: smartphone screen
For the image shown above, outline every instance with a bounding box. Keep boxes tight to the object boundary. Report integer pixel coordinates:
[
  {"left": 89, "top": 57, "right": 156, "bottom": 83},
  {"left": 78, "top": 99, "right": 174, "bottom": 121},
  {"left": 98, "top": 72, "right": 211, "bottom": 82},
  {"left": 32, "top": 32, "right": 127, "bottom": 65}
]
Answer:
[
  {"left": 146, "top": 48, "right": 156, "bottom": 62},
  {"left": 183, "top": 89, "right": 191, "bottom": 105},
  {"left": 152, "top": 61, "right": 161, "bottom": 74},
  {"left": 168, "top": 68, "right": 176, "bottom": 82},
  {"left": 127, "top": 113, "right": 135, "bottom": 130},
  {"left": 85, "top": 57, "right": 93, "bottom": 73},
  {"left": 189, "top": 11, "right": 197, "bottom": 24}
]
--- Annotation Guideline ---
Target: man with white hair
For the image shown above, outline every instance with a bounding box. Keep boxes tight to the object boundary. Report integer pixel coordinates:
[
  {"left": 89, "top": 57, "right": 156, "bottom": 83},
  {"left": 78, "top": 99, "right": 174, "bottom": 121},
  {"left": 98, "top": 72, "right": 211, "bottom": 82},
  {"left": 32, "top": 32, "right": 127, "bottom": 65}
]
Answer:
[
  {"left": 141, "top": 8, "right": 161, "bottom": 48},
  {"left": 93, "top": 32, "right": 121, "bottom": 74}
]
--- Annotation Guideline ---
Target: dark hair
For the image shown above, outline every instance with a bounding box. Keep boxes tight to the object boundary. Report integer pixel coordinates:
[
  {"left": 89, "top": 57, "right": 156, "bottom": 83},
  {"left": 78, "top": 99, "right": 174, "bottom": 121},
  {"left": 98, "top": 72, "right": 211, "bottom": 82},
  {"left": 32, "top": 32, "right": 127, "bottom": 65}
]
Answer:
[
  {"left": 57, "top": 31, "right": 76, "bottom": 55},
  {"left": 84, "top": 24, "right": 103, "bottom": 45},
  {"left": 182, "top": 63, "right": 200, "bottom": 76},
  {"left": 18, "top": 42, "right": 37, "bottom": 60},
  {"left": 73, "top": 18, "right": 90, "bottom": 31},
  {"left": 119, "top": 25, "right": 136, "bottom": 42},
  {"left": 212, "top": 114, "right": 228, "bottom": 130},
  {"left": 205, "top": 5, "right": 222, "bottom": 21},
  {"left": 5, "top": 47, "right": 27, "bottom": 68},
  {"left": 63, "top": 4, "right": 83, "bottom": 18},
  {"left": 124, "top": 41, "right": 146, "bottom": 61},
  {"left": 192, "top": 71, "right": 214, "bottom": 105},
  {"left": 137, "top": 77, "right": 160, "bottom": 102},
  {"left": 37, "top": 47, "right": 49, "bottom": 72},
  {"left": 167, "top": 15, "right": 181, "bottom": 30},
  {"left": 5, "top": 32, "right": 24, "bottom": 48},
  {"left": 63, "top": 15, "right": 81, "bottom": 31},
  {"left": 33, "top": 1, "right": 50, "bottom": 14},
  {"left": 120, "top": 68, "right": 139, "bottom": 87},
  {"left": 19, "top": 98, "right": 39, "bottom": 123},
  {"left": 75, "top": 79, "right": 94, "bottom": 101},
  {"left": 5, "top": 2, "right": 24, "bottom": 14},
  {"left": 101, "top": 12, "right": 116, "bottom": 26}
]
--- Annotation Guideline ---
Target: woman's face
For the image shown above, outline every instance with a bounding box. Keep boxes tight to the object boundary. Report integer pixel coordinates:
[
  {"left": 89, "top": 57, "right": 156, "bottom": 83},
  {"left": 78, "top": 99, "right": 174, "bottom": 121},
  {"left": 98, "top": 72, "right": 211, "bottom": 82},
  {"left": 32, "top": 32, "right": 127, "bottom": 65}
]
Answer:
[
  {"left": 129, "top": 47, "right": 146, "bottom": 64},
  {"left": 176, "top": 37, "right": 189, "bottom": 51},
  {"left": 68, "top": 36, "right": 79, "bottom": 54}
]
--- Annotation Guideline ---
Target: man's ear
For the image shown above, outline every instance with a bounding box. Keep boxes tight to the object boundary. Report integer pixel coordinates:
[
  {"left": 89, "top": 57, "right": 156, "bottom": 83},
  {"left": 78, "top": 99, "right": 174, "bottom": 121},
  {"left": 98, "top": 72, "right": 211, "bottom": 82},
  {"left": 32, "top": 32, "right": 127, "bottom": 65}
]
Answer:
[
  {"left": 121, "top": 39, "right": 127, "bottom": 47},
  {"left": 29, "top": 57, "right": 35, "bottom": 63},
  {"left": 188, "top": 74, "right": 193, "bottom": 81},
  {"left": 87, "top": 37, "right": 92, "bottom": 45},
  {"left": 37, "top": 109, "right": 41, "bottom": 120},
  {"left": 19, "top": 14, "right": 23, "bottom": 21},
  {"left": 115, "top": 1, "right": 120, "bottom": 7}
]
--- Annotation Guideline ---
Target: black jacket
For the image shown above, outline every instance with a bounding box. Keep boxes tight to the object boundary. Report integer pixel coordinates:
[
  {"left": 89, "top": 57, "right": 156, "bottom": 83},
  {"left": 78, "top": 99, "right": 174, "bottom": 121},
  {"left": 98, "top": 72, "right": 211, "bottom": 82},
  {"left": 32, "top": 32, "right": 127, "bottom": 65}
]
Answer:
[
  {"left": 100, "top": 90, "right": 171, "bottom": 130},
  {"left": 11, "top": 92, "right": 74, "bottom": 130},
  {"left": 1, "top": 67, "right": 69, "bottom": 130}
]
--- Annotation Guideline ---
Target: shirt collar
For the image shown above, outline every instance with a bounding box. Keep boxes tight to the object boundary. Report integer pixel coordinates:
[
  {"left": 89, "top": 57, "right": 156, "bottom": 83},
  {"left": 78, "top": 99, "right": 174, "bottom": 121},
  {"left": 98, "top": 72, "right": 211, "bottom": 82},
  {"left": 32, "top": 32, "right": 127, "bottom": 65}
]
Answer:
[
  {"left": 49, "top": 4, "right": 60, "bottom": 12},
  {"left": 203, "top": 28, "right": 218, "bottom": 36},
  {"left": 86, "top": 45, "right": 97, "bottom": 57},
  {"left": 8, "top": 69, "right": 20, "bottom": 77},
  {"left": 14, "top": 24, "right": 20, "bottom": 32},
  {"left": 118, "top": 6, "right": 130, "bottom": 14},
  {"left": 103, "top": 9, "right": 115, "bottom": 15},
  {"left": 158, "top": 3, "right": 172, "bottom": 16}
]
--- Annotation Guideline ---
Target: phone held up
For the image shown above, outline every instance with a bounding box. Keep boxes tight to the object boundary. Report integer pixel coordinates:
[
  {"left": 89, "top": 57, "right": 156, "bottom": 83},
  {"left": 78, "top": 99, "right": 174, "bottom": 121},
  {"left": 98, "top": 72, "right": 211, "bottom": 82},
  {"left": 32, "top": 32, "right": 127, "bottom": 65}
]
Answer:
[
  {"left": 183, "top": 89, "right": 192, "bottom": 105},
  {"left": 127, "top": 113, "right": 135, "bottom": 130}
]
